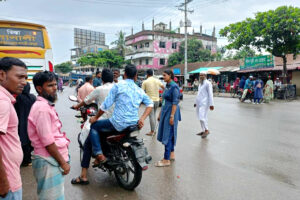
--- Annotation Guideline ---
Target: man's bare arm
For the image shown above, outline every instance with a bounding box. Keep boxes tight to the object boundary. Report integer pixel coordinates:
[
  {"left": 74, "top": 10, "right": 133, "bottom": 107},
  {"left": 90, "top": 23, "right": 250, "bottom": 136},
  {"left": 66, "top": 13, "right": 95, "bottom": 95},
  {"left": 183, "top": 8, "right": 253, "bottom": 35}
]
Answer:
[
  {"left": 138, "top": 106, "right": 152, "bottom": 129},
  {"left": 0, "top": 143, "right": 10, "bottom": 197},
  {"left": 46, "top": 143, "right": 70, "bottom": 175}
]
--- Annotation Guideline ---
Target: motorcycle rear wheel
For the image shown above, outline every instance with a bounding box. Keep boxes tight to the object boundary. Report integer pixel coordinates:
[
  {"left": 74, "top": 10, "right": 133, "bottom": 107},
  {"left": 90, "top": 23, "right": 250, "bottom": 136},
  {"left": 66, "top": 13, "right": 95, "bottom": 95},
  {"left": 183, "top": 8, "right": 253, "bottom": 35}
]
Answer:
[{"left": 114, "top": 148, "right": 142, "bottom": 190}]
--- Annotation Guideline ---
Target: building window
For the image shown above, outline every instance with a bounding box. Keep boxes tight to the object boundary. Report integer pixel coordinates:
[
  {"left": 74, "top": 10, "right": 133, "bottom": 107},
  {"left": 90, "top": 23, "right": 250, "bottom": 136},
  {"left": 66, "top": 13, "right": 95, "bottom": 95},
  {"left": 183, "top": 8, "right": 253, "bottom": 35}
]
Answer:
[
  {"left": 145, "top": 42, "right": 149, "bottom": 47},
  {"left": 172, "top": 42, "right": 177, "bottom": 49},
  {"left": 146, "top": 59, "right": 149, "bottom": 65},
  {"left": 140, "top": 44, "right": 144, "bottom": 48},
  {"left": 206, "top": 45, "right": 211, "bottom": 50},
  {"left": 139, "top": 59, "right": 142, "bottom": 65},
  {"left": 159, "top": 41, "right": 166, "bottom": 48},
  {"left": 134, "top": 45, "right": 138, "bottom": 50},
  {"left": 160, "top": 58, "right": 165, "bottom": 65}
]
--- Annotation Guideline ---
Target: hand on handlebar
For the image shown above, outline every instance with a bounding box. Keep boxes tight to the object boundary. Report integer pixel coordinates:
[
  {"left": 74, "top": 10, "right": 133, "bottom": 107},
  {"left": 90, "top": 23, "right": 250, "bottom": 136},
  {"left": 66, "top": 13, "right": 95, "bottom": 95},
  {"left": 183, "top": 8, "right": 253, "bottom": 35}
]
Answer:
[{"left": 72, "top": 104, "right": 79, "bottom": 110}]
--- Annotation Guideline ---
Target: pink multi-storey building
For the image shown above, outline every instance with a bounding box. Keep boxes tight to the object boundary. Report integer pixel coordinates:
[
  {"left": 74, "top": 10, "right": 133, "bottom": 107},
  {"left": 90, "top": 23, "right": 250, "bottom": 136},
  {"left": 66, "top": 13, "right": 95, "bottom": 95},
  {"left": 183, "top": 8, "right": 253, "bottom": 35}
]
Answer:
[{"left": 125, "top": 22, "right": 217, "bottom": 70}]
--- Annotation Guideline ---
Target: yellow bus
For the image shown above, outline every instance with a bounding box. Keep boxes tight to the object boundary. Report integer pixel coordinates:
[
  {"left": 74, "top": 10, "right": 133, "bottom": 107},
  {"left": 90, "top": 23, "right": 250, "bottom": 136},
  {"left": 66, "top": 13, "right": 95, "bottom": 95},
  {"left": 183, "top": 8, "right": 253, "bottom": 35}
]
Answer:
[{"left": 0, "top": 20, "right": 54, "bottom": 81}]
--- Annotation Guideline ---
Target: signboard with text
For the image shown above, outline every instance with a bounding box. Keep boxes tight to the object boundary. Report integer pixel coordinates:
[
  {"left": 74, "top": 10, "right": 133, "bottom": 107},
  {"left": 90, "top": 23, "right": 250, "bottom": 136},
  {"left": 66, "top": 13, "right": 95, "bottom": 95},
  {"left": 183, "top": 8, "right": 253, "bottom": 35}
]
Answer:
[
  {"left": 240, "top": 55, "right": 274, "bottom": 70},
  {"left": 0, "top": 28, "right": 44, "bottom": 48}
]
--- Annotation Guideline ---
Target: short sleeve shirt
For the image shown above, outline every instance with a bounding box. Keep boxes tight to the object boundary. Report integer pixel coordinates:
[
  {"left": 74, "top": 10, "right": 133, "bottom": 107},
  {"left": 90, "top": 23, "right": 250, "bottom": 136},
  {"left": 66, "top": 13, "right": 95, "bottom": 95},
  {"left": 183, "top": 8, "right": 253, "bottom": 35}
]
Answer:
[
  {"left": 142, "top": 77, "right": 163, "bottom": 102},
  {"left": 28, "top": 97, "right": 70, "bottom": 161},
  {"left": 0, "top": 85, "right": 23, "bottom": 192}
]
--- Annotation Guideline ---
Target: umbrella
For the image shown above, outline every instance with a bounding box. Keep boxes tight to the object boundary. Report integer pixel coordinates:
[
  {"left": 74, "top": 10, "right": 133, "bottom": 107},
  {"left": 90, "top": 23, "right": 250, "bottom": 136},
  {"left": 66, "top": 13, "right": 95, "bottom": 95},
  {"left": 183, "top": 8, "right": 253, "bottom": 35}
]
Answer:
[{"left": 207, "top": 68, "right": 220, "bottom": 75}]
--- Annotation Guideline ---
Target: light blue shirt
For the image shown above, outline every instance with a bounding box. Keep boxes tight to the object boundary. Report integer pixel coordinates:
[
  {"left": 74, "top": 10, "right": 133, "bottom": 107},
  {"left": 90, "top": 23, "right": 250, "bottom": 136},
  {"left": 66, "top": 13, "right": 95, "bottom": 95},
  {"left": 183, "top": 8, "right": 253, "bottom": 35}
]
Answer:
[{"left": 100, "top": 79, "right": 153, "bottom": 131}]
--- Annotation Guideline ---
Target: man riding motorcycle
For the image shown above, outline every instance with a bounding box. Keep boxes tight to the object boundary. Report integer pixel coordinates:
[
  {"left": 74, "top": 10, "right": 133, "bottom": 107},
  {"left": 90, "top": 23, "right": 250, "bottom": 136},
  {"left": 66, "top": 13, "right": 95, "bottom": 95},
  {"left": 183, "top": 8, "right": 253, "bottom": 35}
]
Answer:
[
  {"left": 241, "top": 76, "right": 254, "bottom": 100},
  {"left": 89, "top": 64, "right": 153, "bottom": 165}
]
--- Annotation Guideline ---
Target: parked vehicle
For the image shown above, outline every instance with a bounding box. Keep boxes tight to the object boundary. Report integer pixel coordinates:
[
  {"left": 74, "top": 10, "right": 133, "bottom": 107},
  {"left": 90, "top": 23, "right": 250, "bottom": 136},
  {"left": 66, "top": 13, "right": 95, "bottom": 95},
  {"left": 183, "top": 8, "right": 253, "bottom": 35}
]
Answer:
[{"left": 69, "top": 95, "right": 152, "bottom": 190}]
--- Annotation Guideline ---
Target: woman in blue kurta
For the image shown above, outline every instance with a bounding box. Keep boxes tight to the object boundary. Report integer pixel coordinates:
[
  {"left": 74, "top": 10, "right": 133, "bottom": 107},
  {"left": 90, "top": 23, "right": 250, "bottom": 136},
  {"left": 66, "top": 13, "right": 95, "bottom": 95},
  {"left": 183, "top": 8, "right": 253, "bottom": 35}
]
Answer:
[
  {"left": 155, "top": 70, "right": 181, "bottom": 167},
  {"left": 254, "top": 77, "right": 264, "bottom": 104}
]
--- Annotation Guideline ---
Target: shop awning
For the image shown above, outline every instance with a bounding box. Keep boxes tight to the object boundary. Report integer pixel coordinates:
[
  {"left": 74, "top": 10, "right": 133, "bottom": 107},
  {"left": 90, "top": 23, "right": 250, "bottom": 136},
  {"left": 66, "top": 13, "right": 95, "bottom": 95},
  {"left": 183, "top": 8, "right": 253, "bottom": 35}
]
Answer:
[
  {"left": 189, "top": 67, "right": 222, "bottom": 74},
  {"left": 219, "top": 66, "right": 240, "bottom": 72}
]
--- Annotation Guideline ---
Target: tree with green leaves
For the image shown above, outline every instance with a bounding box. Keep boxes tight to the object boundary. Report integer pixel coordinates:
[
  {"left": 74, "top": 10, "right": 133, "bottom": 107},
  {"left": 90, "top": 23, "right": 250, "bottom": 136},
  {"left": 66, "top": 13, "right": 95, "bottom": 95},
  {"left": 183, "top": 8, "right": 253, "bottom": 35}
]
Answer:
[
  {"left": 77, "top": 50, "right": 124, "bottom": 68},
  {"left": 220, "top": 6, "right": 300, "bottom": 83},
  {"left": 54, "top": 61, "right": 73, "bottom": 74},
  {"left": 168, "top": 38, "right": 213, "bottom": 66},
  {"left": 111, "top": 31, "right": 126, "bottom": 57}
]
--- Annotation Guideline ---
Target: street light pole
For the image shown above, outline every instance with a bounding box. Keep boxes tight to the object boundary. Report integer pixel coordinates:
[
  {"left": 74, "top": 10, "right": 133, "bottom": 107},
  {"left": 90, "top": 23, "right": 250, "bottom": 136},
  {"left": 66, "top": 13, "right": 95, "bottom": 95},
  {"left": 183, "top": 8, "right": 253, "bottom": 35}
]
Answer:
[
  {"left": 184, "top": 0, "right": 188, "bottom": 86},
  {"left": 178, "top": 0, "right": 193, "bottom": 86}
]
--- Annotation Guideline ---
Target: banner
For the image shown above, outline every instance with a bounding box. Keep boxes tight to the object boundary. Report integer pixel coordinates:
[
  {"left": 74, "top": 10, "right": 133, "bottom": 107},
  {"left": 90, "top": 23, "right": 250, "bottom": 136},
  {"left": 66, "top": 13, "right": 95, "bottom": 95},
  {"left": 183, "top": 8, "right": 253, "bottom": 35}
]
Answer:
[{"left": 240, "top": 55, "right": 274, "bottom": 70}]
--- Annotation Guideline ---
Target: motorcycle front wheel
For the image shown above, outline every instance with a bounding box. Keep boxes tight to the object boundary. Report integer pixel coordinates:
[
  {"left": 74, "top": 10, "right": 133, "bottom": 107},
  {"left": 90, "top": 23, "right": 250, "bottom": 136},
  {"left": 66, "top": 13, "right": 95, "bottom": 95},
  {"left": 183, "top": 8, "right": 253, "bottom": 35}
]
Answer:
[{"left": 114, "top": 148, "right": 142, "bottom": 190}]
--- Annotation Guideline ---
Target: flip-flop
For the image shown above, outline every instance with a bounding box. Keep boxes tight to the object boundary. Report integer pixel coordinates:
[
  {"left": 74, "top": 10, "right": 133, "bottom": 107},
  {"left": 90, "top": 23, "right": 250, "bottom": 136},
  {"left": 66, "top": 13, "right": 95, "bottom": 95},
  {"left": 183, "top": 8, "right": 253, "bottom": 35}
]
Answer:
[
  {"left": 201, "top": 131, "right": 210, "bottom": 138},
  {"left": 170, "top": 158, "right": 175, "bottom": 161},
  {"left": 71, "top": 176, "right": 89, "bottom": 185},
  {"left": 196, "top": 132, "right": 204, "bottom": 136},
  {"left": 155, "top": 160, "right": 170, "bottom": 167},
  {"left": 146, "top": 132, "right": 154, "bottom": 136}
]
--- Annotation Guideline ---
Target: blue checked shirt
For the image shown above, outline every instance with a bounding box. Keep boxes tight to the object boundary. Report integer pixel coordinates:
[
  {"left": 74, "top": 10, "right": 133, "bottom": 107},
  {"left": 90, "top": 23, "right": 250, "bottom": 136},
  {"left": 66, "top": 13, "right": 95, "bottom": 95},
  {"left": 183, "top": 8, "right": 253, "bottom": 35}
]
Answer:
[{"left": 100, "top": 79, "right": 153, "bottom": 131}]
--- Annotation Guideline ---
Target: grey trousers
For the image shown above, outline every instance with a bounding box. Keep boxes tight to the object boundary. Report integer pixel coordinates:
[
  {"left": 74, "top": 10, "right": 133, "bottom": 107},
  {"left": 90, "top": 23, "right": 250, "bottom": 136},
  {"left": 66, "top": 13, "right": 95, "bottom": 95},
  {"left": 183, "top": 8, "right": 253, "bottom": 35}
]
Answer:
[{"left": 149, "top": 101, "right": 160, "bottom": 132}]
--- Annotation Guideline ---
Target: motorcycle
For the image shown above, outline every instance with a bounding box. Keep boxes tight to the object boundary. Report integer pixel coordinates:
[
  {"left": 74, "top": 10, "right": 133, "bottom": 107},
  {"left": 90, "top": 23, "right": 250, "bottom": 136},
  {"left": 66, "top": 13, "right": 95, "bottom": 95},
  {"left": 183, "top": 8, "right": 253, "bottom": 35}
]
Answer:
[
  {"left": 69, "top": 95, "right": 152, "bottom": 190},
  {"left": 238, "top": 88, "right": 254, "bottom": 102}
]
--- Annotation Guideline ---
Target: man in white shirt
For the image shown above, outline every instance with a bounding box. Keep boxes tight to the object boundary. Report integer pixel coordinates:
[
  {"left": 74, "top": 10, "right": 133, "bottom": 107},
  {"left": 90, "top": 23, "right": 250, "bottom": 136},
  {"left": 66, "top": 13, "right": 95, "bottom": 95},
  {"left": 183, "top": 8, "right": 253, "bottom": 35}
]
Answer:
[
  {"left": 73, "top": 69, "right": 114, "bottom": 119},
  {"left": 71, "top": 69, "right": 114, "bottom": 185},
  {"left": 194, "top": 71, "right": 214, "bottom": 138}
]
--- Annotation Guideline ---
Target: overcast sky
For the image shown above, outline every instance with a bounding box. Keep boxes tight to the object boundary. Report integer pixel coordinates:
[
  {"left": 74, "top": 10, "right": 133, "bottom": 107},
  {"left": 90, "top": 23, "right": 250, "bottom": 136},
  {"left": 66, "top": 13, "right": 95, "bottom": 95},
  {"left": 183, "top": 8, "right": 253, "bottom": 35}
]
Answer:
[{"left": 0, "top": 0, "right": 299, "bottom": 64}]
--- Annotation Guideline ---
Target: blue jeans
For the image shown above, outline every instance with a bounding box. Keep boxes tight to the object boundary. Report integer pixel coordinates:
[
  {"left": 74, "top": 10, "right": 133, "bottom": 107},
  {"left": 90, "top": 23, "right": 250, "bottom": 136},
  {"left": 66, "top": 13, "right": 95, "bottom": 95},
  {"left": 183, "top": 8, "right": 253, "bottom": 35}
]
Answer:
[
  {"left": 0, "top": 188, "right": 22, "bottom": 200},
  {"left": 81, "top": 133, "right": 93, "bottom": 168},
  {"left": 90, "top": 119, "right": 117, "bottom": 156},
  {"left": 164, "top": 127, "right": 175, "bottom": 160},
  {"left": 254, "top": 98, "right": 261, "bottom": 103}
]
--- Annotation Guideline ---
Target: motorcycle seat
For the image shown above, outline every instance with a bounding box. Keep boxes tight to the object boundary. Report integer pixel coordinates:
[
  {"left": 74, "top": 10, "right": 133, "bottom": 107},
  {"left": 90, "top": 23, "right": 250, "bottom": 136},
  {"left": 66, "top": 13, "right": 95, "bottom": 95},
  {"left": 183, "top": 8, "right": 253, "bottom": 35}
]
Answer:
[
  {"left": 106, "top": 124, "right": 140, "bottom": 143},
  {"left": 107, "top": 134, "right": 126, "bottom": 143}
]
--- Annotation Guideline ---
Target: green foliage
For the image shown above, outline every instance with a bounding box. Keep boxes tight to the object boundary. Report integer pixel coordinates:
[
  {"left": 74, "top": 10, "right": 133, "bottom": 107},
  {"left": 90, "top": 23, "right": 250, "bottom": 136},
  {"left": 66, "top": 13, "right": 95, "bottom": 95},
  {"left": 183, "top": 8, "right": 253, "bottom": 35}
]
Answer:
[
  {"left": 220, "top": 6, "right": 300, "bottom": 81},
  {"left": 54, "top": 61, "right": 73, "bottom": 74},
  {"left": 168, "top": 38, "right": 213, "bottom": 66},
  {"left": 77, "top": 50, "right": 125, "bottom": 68},
  {"left": 111, "top": 31, "right": 126, "bottom": 57}
]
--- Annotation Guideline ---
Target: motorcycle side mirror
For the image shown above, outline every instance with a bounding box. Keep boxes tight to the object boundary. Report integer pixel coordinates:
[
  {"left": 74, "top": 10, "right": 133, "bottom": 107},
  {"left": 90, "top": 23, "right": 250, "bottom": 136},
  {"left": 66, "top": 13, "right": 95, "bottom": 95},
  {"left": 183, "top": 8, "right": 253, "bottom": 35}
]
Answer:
[{"left": 69, "top": 95, "right": 78, "bottom": 102}]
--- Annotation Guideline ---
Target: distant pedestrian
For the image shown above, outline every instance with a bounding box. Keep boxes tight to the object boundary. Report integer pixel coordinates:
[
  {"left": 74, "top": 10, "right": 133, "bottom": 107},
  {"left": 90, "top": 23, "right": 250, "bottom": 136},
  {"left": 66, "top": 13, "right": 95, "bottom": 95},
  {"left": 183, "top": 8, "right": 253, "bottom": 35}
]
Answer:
[
  {"left": 254, "top": 77, "right": 264, "bottom": 104},
  {"left": 156, "top": 70, "right": 181, "bottom": 167},
  {"left": 264, "top": 76, "right": 274, "bottom": 103},
  {"left": 28, "top": 71, "right": 70, "bottom": 200},
  {"left": 194, "top": 71, "right": 214, "bottom": 138},
  {"left": 14, "top": 83, "right": 36, "bottom": 167},
  {"left": 93, "top": 71, "right": 102, "bottom": 87},
  {"left": 77, "top": 76, "right": 94, "bottom": 102},
  {"left": 142, "top": 69, "right": 164, "bottom": 136},
  {"left": 0, "top": 57, "right": 27, "bottom": 200},
  {"left": 193, "top": 78, "right": 199, "bottom": 92},
  {"left": 58, "top": 77, "right": 63, "bottom": 92},
  {"left": 239, "top": 76, "right": 246, "bottom": 89}
]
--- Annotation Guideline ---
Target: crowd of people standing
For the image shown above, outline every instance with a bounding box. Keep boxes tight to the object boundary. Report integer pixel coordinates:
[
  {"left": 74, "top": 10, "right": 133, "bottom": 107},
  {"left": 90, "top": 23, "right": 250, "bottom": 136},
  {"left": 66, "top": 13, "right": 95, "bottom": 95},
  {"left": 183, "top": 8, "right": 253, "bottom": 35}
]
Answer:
[{"left": 0, "top": 56, "right": 215, "bottom": 199}]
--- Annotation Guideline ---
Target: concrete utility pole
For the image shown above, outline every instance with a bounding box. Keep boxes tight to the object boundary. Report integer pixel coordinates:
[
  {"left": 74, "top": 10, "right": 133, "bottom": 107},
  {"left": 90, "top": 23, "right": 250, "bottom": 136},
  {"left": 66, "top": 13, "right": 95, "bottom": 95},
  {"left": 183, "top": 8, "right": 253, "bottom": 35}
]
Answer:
[{"left": 178, "top": 0, "right": 193, "bottom": 86}]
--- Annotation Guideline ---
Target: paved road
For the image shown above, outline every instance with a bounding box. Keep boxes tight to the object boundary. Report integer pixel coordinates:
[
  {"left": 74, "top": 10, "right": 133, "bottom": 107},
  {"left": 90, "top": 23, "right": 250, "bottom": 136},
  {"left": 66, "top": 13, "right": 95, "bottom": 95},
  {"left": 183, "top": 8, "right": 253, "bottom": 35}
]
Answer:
[{"left": 22, "top": 87, "right": 300, "bottom": 200}]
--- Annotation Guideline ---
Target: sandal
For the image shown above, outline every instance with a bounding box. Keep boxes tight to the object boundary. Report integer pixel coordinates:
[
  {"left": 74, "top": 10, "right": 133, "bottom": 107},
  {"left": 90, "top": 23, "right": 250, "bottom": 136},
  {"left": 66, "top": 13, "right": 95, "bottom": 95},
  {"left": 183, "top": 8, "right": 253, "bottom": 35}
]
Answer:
[
  {"left": 146, "top": 132, "right": 154, "bottom": 136},
  {"left": 201, "top": 131, "right": 210, "bottom": 138},
  {"left": 71, "top": 176, "right": 89, "bottom": 185},
  {"left": 196, "top": 132, "right": 204, "bottom": 136},
  {"left": 155, "top": 160, "right": 170, "bottom": 167}
]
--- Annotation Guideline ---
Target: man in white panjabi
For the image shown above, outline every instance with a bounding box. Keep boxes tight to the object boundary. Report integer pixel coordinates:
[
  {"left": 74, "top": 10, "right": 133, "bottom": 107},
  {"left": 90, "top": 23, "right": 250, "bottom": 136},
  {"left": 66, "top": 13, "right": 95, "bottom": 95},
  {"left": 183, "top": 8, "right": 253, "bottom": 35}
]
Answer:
[{"left": 194, "top": 71, "right": 214, "bottom": 138}]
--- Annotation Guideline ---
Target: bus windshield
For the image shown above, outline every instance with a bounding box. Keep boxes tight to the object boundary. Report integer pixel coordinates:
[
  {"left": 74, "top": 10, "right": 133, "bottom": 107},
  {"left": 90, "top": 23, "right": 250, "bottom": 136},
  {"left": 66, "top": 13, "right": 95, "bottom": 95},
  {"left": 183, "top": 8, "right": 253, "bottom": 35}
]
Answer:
[{"left": 0, "top": 27, "right": 44, "bottom": 48}]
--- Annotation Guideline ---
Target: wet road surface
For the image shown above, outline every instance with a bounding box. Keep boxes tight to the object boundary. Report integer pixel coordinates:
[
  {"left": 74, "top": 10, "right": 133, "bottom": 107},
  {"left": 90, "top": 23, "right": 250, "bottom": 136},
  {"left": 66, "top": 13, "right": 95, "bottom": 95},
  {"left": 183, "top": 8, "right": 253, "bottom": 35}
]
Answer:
[{"left": 21, "top": 87, "right": 300, "bottom": 200}]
